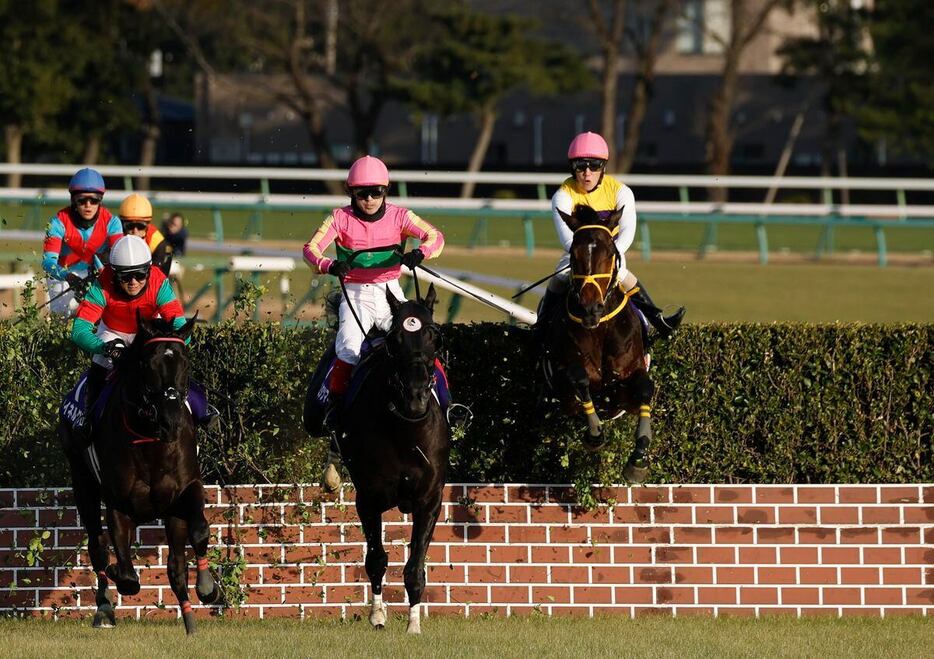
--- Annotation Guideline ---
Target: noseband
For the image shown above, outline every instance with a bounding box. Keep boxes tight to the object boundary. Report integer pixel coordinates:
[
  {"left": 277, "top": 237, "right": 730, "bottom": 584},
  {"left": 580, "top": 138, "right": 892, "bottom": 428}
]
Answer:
[{"left": 567, "top": 224, "right": 637, "bottom": 327}]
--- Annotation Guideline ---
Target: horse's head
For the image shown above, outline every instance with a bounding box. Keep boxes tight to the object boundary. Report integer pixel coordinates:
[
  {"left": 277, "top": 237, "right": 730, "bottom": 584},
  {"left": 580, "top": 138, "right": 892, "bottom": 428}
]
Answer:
[
  {"left": 384, "top": 283, "right": 441, "bottom": 420},
  {"left": 558, "top": 204, "right": 623, "bottom": 329},
  {"left": 125, "top": 311, "right": 198, "bottom": 436}
]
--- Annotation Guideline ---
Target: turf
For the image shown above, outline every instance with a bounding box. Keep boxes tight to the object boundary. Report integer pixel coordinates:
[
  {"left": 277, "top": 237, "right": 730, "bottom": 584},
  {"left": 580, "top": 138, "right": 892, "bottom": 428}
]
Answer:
[{"left": 0, "top": 616, "right": 929, "bottom": 659}]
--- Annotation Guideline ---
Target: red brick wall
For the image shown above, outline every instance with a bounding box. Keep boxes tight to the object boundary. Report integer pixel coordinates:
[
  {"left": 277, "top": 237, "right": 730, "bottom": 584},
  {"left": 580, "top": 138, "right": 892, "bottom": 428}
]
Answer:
[{"left": 1, "top": 484, "right": 932, "bottom": 620}]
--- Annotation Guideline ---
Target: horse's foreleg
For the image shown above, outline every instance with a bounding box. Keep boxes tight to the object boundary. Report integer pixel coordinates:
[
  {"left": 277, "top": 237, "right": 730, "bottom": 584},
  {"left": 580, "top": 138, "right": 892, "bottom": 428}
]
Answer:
[
  {"left": 569, "top": 363, "right": 603, "bottom": 447},
  {"left": 104, "top": 507, "right": 140, "bottom": 596},
  {"left": 63, "top": 437, "right": 114, "bottom": 628},
  {"left": 176, "top": 481, "right": 219, "bottom": 605},
  {"left": 403, "top": 495, "right": 442, "bottom": 635},
  {"left": 359, "top": 504, "right": 388, "bottom": 629},
  {"left": 164, "top": 515, "right": 197, "bottom": 635},
  {"left": 624, "top": 372, "right": 655, "bottom": 484}
]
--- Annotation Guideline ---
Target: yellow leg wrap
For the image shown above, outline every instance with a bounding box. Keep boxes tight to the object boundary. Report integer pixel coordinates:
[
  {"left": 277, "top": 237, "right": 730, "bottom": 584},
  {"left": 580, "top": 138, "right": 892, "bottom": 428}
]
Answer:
[
  {"left": 639, "top": 404, "right": 651, "bottom": 418},
  {"left": 582, "top": 401, "right": 596, "bottom": 415}
]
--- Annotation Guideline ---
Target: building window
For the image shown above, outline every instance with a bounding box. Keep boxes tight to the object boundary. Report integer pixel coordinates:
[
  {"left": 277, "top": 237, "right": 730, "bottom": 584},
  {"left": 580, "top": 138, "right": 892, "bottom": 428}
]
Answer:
[{"left": 677, "top": 0, "right": 729, "bottom": 55}]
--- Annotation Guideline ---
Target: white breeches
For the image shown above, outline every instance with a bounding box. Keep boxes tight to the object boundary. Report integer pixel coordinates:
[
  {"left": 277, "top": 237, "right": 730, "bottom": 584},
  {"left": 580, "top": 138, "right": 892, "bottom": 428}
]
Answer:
[
  {"left": 91, "top": 322, "right": 136, "bottom": 369},
  {"left": 335, "top": 280, "right": 406, "bottom": 365},
  {"left": 46, "top": 278, "right": 79, "bottom": 317}
]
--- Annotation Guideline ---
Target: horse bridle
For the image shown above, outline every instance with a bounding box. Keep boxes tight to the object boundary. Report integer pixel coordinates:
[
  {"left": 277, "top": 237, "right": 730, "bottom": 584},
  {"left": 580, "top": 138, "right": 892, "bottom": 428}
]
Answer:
[
  {"left": 384, "top": 323, "right": 439, "bottom": 423},
  {"left": 570, "top": 224, "right": 621, "bottom": 306},
  {"left": 129, "top": 336, "right": 189, "bottom": 428}
]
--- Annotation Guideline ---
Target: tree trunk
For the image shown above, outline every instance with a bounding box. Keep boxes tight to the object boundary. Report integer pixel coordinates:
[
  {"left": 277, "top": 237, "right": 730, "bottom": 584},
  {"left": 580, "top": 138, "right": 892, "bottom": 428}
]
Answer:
[
  {"left": 4, "top": 124, "right": 23, "bottom": 188},
  {"left": 460, "top": 104, "right": 497, "bottom": 199},
  {"left": 705, "top": 53, "right": 740, "bottom": 201},
  {"left": 83, "top": 133, "right": 101, "bottom": 165},
  {"left": 137, "top": 80, "right": 161, "bottom": 191},
  {"left": 589, "top": 0, "right": 626, "bottom": 171},
  {"left": 618, "top": 0, "right": 674, "bottom": 174}
]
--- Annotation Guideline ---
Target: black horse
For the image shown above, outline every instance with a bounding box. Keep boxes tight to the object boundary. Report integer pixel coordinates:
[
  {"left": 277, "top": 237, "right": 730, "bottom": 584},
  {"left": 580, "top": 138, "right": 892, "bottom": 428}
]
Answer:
[
  {"left": 335, "top": 284, "right": 449, "bottom": 634},
  {"left": 540, "top": 204, "right": 655, "bottom": 483},
  {"left": 58, "top": 315, "right": 219, "bottom": 634}
]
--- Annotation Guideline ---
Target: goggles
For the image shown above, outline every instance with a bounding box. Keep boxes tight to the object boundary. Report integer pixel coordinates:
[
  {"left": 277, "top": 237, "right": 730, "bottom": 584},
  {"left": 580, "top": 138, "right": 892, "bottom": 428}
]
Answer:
[
  {"left": 115, "top": 268, "right": 150, "bottom": 283},
  {"left": 74, "top": 196, "right": 102, "bottom": 206},
  {"left": 352, "top": 186, "right": 387, "bottom": 201},
  {"left": 122, "top": 221, "right": 149, "bottom": 232},
  {"left": 571, "top": 158, "right": 607, "bottom": 173}
]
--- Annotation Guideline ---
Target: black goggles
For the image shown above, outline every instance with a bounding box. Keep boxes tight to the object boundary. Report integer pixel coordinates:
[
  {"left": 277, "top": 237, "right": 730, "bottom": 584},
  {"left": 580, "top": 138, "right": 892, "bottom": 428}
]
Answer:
[
  {"left": 571, "top": 158, "right": 607, "bottom": 173},
  {"left": 122, "top": 221, "right": 149, "bottom": 232},
  {"left": 352, "top": 186, "right": 387, "bottom": 201},
  {"left": 115, "top": 269, "right": 149, "bottom": 283},
  {"left": 74, "top": 196, "right": 102, "bottom": 206}
]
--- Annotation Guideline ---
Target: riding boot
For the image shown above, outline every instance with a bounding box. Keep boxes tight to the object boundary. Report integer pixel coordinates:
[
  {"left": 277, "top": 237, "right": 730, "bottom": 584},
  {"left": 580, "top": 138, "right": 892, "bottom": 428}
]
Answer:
[
  {"left": 629, "top": 280, "right": 686, "bottom": 339},
  {"left": 533, "top": 279, "right": 566, "bottom": 346},
  {"left": 79, "top": 363, "right": 109, "bottom": 445},
  {"left": 323, "top": 359, "right": 353, "bottom": 432}
]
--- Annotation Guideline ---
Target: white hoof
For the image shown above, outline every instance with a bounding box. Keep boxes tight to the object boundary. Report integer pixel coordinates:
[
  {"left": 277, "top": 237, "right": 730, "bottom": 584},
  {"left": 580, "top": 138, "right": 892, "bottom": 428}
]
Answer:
[
  {"left": 406, "top": 605, "right": 421, "bottom": 634},
  {"left": 322, "top": 463, "right": 341, "bottom": 493},
  {"left": 406, "top": 621, "right": 421, "bottom": 635},
  {"left": 369, "top": 602, "right": 387, "bottom": 629}
]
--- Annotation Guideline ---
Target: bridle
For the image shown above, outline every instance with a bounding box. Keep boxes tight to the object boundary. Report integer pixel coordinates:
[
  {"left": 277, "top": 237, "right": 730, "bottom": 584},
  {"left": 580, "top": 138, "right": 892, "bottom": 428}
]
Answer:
[
  {"left": 123, "top": 336, "right": 189, "bottom": 443},
  {"left": 570, "top": 224, "right": 620, "bottom": 301},
  {"left": 384, "top": 321, "right": 439, "bottom": 423}
]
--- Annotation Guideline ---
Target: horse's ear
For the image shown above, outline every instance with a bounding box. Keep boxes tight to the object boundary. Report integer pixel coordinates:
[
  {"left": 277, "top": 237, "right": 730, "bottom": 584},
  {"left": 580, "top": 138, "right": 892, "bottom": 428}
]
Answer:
[
  {"left": 606, "top": 205, "right": 624, "bottom": 228},
  {"left": 137, "top": 309, "right": 152, "bottom": 337},
  {"left": 177, "top": 312, "right": 198, "bottom": 341},
  {"left": 423, "top": 283, "right": 437, "bottom": 315},
  {"left": 385, "top": 285, "right": 402, "bottom": 315},
  {"left": 557, "top": 207, "right": 579, "bottom": 231}
]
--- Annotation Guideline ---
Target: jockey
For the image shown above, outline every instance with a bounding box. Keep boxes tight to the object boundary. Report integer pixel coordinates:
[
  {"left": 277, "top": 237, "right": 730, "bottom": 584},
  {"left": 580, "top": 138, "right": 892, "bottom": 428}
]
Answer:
[
  {"left": 303, "top": 156, "right": 445, "bottom": 485},
  {"left": 118, "top": 193, "right": 172, "bottom": 275},
  {"left": 42, "top": 168, "right": 124, "bottom": 316},
  {"left": 70, "top": 235, "right": 212, "bottom": 434},
  {"left": 537, "top": 132, "right": 685, "bottom": 340}
]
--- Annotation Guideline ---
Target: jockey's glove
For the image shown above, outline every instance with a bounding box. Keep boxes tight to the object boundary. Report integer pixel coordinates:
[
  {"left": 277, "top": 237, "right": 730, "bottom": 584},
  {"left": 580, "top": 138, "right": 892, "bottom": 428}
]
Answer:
[
  {"left": 328, "top": 261, "right": 352, "bottom": 279},
  {"left": 103, "top": 338, "right": 127, "bottom": 361},
  {"left": 65, "top": 272, "right": 91, "bottom": 299},
  {"left": 400, "top": 249, "right": 424, "bottom": 270}
]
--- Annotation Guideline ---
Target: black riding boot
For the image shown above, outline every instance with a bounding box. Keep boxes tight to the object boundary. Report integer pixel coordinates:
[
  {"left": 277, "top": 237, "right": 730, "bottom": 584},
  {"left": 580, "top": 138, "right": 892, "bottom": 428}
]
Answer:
[
  {"left": 630, "top": 280, "right": 685, "bottom": 339},
  {"left": 534, "top": 284, "right": 564, "bottom": 345},
  {"left": 79, "top": 363, "right": 109, "bottom": 444}
]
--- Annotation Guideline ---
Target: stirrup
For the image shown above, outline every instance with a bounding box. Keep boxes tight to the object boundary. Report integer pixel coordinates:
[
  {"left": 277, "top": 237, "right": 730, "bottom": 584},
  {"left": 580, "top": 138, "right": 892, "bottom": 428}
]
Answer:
[{"left": 446, "top": 403, "right": 473, "bottom": 430}]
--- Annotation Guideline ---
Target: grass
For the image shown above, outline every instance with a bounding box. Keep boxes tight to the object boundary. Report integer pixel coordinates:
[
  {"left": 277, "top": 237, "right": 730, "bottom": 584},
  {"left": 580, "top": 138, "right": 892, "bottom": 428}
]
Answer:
[
  {"left": 3, "top": 202, "right": 934, "bottom": 255},
  {"left": 0, "top": 616, "right": 929, "bottom": 659},
  {"left": 3, "top": 234, "right": 934, "bottom": 324}
]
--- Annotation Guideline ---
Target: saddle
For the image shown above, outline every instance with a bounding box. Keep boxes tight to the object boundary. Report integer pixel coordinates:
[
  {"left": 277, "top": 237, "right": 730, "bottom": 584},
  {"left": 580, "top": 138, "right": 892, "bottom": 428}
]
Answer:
[{"left": 304, "top": 337, "right": 453, "bottom": 437}]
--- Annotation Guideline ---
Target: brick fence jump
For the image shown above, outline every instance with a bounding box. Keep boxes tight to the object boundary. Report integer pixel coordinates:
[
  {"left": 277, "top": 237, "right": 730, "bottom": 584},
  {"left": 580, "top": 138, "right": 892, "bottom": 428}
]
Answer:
[{"left": 1, "top": 484, "right": 932, "bottom": 620}]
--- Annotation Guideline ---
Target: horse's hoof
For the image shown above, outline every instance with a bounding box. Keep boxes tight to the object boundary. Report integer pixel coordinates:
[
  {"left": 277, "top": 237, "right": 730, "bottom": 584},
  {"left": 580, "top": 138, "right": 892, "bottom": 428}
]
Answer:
[
  {"left": 106, "top": 565, "right": 140, "bottom": 596},
  {"left": 322, "top": 463, "right": 341, "bottom": 493},
  {"left": 373, "top": 624, "right": 385, "bottom": 630},
  {"left": 581, "top": 432, "right": 606, "bottom": 451},
  {"left": 183, "top": 612, "right": 197, "bottom": 635},
  {"left": 197, "top": 585, "right": 220, "bottom": 605},
  {"left": 623, "top": 461, "right": 648, "bottom": 484},
  {"left": 93, "top": 606, "right": 116, "bottom": 629}
]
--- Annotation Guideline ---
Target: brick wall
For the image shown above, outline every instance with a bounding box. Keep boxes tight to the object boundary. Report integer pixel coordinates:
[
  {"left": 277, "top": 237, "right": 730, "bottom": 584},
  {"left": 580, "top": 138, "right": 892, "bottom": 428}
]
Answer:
[{"left": 1, "top": 484, "right": 931, "bottom": 620}]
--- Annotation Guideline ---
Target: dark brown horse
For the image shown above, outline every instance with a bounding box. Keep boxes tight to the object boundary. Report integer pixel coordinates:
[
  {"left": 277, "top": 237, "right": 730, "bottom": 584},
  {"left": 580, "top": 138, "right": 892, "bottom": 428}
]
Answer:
[
  {"left": 335, "top": 283, "right": 449, "bottom": 634},
  {"left": 58, "top": 316, "right": 219, "bottom": 634},
  {"left": 540, "top": 204, "right": 655, "bottom": 483}
]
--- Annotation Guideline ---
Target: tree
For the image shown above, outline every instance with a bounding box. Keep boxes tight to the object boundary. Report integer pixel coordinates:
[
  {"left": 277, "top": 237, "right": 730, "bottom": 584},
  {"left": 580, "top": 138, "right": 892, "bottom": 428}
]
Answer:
[
  {"left": 617, "top": 0, "right": 677, "bottom": 173},
  {"left": 705, "top": 0, "right": 791, "bottom": 200},
  {"left": 585, "top": 0, "right": 628, "bottom": 171},
  {"left": 400, "top": 4, "right": 589, "bottom": 197},
  {"left": 0, "top": 0, "right": 75, "bottom": 186},
  {"left": 778, "top": 0, "right": 870, "bottom": 187},
  {"left": 857, "top": 0, "right": 934, "bottom": 162}
]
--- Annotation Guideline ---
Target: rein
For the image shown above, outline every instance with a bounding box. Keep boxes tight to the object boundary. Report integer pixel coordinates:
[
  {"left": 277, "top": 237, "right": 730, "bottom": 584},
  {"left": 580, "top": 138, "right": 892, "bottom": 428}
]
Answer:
[
  {"left": 566, "top": 285, "right": 640, "bottom": 327},
  {"left": 566, "top": 223, "right": 634, "bottom": 327}
]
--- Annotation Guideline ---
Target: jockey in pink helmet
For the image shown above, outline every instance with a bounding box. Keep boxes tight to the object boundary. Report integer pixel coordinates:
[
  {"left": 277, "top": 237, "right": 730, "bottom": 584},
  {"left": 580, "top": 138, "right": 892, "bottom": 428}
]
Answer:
[
  {"left": 536, "top": 132, "right": 685, "bottom": 341},
  {"left": 303, "top": 156, "right": 445, "bottom": 481}
]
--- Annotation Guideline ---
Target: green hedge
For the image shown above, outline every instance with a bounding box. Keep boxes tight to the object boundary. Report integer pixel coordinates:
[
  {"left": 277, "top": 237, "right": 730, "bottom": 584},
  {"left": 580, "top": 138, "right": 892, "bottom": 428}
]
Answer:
[{"left": 0, "top": 320, "right": 930, "bottom": 488}]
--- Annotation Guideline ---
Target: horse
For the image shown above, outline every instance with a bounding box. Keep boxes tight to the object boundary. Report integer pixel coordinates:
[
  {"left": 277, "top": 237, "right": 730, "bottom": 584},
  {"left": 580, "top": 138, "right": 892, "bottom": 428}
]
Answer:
[
  {"left": 539, "top": 204, "right": 655, "bottom": 483},
  {"left": 334, "top": 283, "right": 449, "bottom": 634},
  {"left": 57, "top": 315, "right": 219, "bottom": 634}
]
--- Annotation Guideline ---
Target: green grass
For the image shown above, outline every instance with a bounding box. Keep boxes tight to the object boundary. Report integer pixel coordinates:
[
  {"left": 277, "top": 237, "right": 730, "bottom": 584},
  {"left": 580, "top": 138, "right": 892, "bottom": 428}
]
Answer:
[
  {"left": 0, "top": 616, "right": 929, "bottom": 659},
  {"left": 3, "top": 234, "right": 934, "bottom": 324},
  {"left": 3, "top": 202, "right": 933, "bottom": 254}
]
